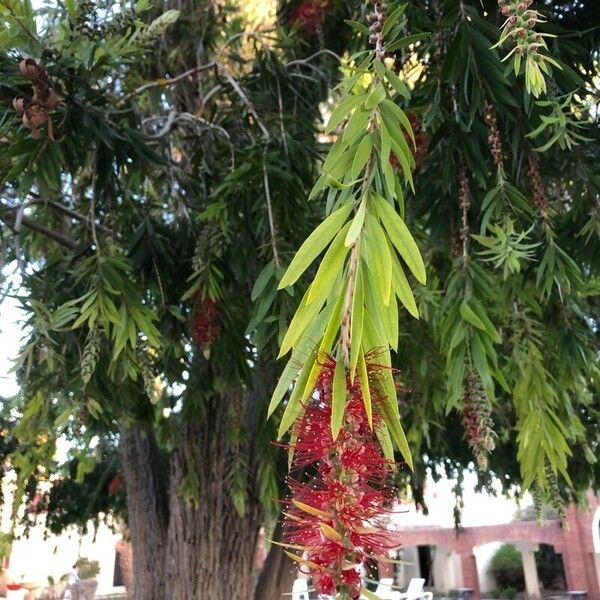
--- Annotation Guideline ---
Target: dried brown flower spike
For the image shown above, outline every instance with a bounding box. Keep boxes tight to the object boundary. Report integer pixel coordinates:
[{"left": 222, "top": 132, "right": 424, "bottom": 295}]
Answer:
[{"left": 13, "top": 58, "right": 61, "bottom": 139}]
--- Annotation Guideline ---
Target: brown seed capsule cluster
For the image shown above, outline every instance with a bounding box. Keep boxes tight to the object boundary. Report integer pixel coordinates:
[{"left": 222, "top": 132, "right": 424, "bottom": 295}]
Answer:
[
  {"left": 461, "top": 369, "right": 496, "bottom": 470},
  {"left": 13, "top": 59, "right": 61, "bottom": 139},
  {"left": 457, "top": 166, "right": 471, "bottom": 253},
  {"left": 367, "top": 1, "right": 387, "bottom": 60},
  {"left": 527, "top": 151, "right": 548, "bottom": 221},
  {"left": 484, "top": 101, "right": 504, "bottom": 169},
  {"left": 497, "top": 0, "right": 545, "bottom": 60}
]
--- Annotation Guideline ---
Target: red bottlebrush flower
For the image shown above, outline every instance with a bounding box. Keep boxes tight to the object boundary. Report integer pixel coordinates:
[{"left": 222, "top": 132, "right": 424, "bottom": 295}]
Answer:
[
  {"left": 289, "top": 0, "right": 331, "bottom": 35},
  {"left": 189, "top": 294, "right": 220, "bottom": 354},
  {"left": 108, "top": 473, "right": 124, "bottom": 495},
  {"left": 283, "top": 354, "right": 401, "bottom": 598}
]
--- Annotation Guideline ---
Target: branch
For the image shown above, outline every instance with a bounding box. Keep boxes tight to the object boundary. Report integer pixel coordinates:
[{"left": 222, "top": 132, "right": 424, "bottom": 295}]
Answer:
[
  {"left": 262, "top": 149, "right": 280, "bottom": 269},
  {"left": 118, "top": 62, "right": 218, "bottom": 106},
  {"left": 218, "top": 65, "right": 270, "bottom": 141},
  {"left": 4, "top": 196, "right": 113, "bottom": 236},
  {"left": 0, "top": 211, "right": 76, "bottom": 249},
  {"left": 284, "top": 49, "right": 342, "bottom": 69}
]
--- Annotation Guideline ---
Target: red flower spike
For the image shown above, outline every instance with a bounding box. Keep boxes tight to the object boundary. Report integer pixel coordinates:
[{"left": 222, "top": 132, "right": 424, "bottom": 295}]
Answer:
[{"left": 283, "top": 354, "right": 402, "bottom": 597}]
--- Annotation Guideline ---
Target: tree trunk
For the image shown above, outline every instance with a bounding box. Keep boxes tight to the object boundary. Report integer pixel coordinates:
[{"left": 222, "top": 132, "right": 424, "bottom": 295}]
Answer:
[
  {"left": 120, "top": 425, "right": 169, "bottom": 600},
  {"left": 254, "top": 519, "right": 296, "bottom": 600},
  {"left": 165, "top": 396, "right": 264, "bottom": 600}
]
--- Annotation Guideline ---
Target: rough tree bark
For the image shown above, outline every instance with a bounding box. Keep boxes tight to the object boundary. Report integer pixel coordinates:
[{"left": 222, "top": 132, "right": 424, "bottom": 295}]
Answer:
[
  {"left": 120, "top": 425, "right": 169, "bottom": 600},
  {"left": 121, "top": 401, "right": 294, "bottom": 600},
  {"left": 254, "top": 519, "right": 296, "bottom": 600},
  {"left": 165, "top": 399, "right": 264, "bottom": 600}
]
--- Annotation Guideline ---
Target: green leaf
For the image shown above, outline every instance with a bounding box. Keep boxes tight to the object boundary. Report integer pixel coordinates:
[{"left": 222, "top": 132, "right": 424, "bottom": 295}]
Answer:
[
  {"left": 391, "top": 257, "right": 419, "bottom": 318},
  {"left": 331, "top": 358, "right": 346, "bottom": 440},
  {"left": 459, "top": 301, "right": 486, "bottom": 331},
  {"left": 279, "top": 202, "right": 353, "bottom": 289},
  {"left": 365, "top": 84, "right": 386, "bottom": 109},
  {"left": 268, "top": 310, "right": 329, "bottom": 417},
  {"left": 367, "top": 215, "right": 393, "bottom": 305},
  {"left": 380, "top": 99, "right": 415, "bottom": 148},
  {"left": 351, "top": 134, "right": 374, "bottom": 178},
  {"left": 382, "top": 3, "right": 407, "bottom": 37},
  {"left": 357, "top": 350, "right": 372, "bottom": 429},
  {"left": 375, "top": 421, "right": 395, "bottom": 463},
  {"left": 278, "top": 287, "right": 326, "bottom": 358},
  {"left": 278, "top": 355, "right": 315, "bottom": 439},
  {"left": 361, "top": 588, "right": 384, "bottom": 600},
  {"left": 372, "top": 194, "right": 426, "bottom": 284},
  {"left": 325, "top": 93, "right": 367, "bottom": 134},
  {"left": 343, "top": 108, "right": 371, "bottom": 142},
  {"left": 386, "top": 32, "right": 429, "bottom": 53},
  {"left": 345, "top": 200, "right": 366, "bottom": 247},
  {"left": 307, "top": 223, "right": 351, "bottom": 304},
  {"left": 385, "top": 68, "right": 411, "bottom": 99},
  {"left": 350, "top": 267, "right": 365, "bottom": 380}
]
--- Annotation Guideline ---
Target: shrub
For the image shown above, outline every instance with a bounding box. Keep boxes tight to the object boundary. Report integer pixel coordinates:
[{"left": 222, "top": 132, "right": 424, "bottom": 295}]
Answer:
[
  {"left": 489, "top": 544, "right": 524, "bottom": 589},
  {"left": 491, "top": 586, "right": 518, "bottom": 599},
  {"left": 77, "top": 557, "right": 100, "bottom": 579}
]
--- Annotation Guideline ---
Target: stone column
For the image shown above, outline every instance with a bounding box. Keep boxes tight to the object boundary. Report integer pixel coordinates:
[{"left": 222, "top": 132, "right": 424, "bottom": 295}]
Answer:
[
  {"left": 515, "top": 543, "right": 541, "bottom": 599},
  {"left": 432, "top": 547, "right": 454, "bottom": 593}
]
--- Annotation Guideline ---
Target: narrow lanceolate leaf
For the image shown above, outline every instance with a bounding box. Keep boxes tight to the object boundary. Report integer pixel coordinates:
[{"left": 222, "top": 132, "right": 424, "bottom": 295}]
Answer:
[
  {"left": 345, "top": 201, "right": 366, "bottom": 247},
  {"left": 357, "top": 349, "right": 372, "bottom": 429},
  {"left": 375, "top": 421, "right": 395, "bottom": 463},
  {"left": 331, "top": 358, "right": 346, "bottom": 440},
  {"left": 325, "top": 92, "right": 366, "bottom": 134},
  {"left": 292, "top": 500, "right": 331, "bottom": 518},
  {"left": 350, "top": 267, "right": 365, "bottom": 380},
  {"left": 380, "top": 99, "right": 416, "bottom": 148},
  {"left": 278, "top": 202, "right": 353, "bottom": 289},
  {"left": 351, "top": 134, "right": 374, "bottom": 178},
  {"left": 365, "top": 83, "right": 386, "bottom": 109},
  {"left": 361, "top": 588, "right": 384, "bottom": 600},
  {"left": 366, "top": 215, "right": 393, "bottom": 305},
  {"left": 307, "top": 223, "right": 351, "bottom": 304},
  {"left": 372, "top": 194, "right": 426, "bottom": 284},
  {"left": 391, "top": 257, "right": 419, "bottom": 318},
  {"left": 320, "top": 523, "right": 343, "bottom": 542},
  {"left": 278, "top": 287, "right": 326, "bottom": 358},
  {"left": 268, "top": 310, "right": 329, "bottom": 417},
  {"left": 459, "top": 300, "right": 487, "bottom": 331},
  {"left": 278, "top": 355, "right": 315, "bottom": 438}
]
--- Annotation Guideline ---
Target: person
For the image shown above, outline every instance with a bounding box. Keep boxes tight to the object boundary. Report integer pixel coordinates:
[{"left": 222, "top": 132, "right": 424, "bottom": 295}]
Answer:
[{"left": 61, "top": 563, "right": 80, "bottom": 599}]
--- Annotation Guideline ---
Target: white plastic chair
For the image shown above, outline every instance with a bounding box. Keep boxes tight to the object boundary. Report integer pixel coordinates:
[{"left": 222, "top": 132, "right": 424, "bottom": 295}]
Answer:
[
  {"left": 397, "top": 578, "right": 433, "bottom": 600},
  {"left": 291, "top": 578, "right": 310, "bottom": 600},
  {"left": 374, "top": 578, "right": 401, "bottom": 600}
]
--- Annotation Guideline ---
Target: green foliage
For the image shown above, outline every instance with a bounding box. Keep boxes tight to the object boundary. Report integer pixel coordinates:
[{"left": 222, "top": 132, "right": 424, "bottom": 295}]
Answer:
[
  {"left": 76, "top": 557, "right": 100, "bottom": 580},
  {"left": 489, "top": 544, "right": 524, "bottom": 590}
]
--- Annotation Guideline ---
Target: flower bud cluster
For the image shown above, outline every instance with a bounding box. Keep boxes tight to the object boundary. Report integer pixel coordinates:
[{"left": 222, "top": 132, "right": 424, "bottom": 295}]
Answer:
[
  {"left": 484, "top": 101, "right": 504, "bottom": 169},
  {"left": 457, "top": 166, "right": 471, "bottom": 252},
  {"left": 367, "top": 1, "right": 387, "bottom": 60},
  {"left": 81, "top": 326, "right": 101, "bottom": 385},
  {"left": 526, "top": 151, "right": 548, "bottom": 221},
  {"left": 498, "top": 0, "right": 544, "bottom": 57},
  {"left": 544, "top": 462, "right": 567, "bottom": 524},
  {"left": 461, "top": 369, "right": 496, "bottom": 469}
]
